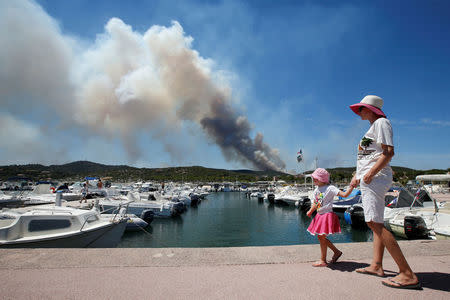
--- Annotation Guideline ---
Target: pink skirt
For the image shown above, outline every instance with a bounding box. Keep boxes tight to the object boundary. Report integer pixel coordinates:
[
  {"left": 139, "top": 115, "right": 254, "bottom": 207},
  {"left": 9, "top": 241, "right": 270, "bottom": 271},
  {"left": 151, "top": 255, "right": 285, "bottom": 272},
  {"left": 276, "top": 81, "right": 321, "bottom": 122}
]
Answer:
[{"left": 307, "top": 212, "right": 341, "bottom": 236}]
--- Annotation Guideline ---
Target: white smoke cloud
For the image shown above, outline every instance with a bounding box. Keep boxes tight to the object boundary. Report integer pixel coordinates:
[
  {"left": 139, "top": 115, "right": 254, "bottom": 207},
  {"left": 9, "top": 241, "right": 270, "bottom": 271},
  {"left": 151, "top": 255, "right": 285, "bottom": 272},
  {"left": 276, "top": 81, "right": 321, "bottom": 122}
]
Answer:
[
  {"left": 0, "top": 0, "right": 285, "bottom": 171},
  {"left": 0, "top": 113, "right": 68, "bottom": 164}
]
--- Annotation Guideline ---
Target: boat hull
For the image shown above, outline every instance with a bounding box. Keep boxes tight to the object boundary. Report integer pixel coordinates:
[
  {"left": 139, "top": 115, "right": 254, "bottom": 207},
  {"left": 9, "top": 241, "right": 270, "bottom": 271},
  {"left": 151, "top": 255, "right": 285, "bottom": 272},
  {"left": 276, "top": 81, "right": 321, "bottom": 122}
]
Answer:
[{"left": 0, "top": 220, "right": 127, "bottom": 248}]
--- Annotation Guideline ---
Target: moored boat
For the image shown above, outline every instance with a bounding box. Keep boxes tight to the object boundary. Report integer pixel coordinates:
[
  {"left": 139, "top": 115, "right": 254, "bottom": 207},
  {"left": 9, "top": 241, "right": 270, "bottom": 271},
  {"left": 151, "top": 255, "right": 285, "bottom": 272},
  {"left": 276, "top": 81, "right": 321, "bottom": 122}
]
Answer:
[{"left": 0, "top": 205, "right": 128, "bottom": 248}]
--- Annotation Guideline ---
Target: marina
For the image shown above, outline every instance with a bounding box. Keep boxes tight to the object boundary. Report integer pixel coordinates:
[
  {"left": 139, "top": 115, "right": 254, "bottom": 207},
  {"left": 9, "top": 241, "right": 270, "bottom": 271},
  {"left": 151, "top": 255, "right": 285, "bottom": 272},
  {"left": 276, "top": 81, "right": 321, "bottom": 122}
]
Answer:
[{"left": 1, "top": 174, "right": 449, "bottom": 248}]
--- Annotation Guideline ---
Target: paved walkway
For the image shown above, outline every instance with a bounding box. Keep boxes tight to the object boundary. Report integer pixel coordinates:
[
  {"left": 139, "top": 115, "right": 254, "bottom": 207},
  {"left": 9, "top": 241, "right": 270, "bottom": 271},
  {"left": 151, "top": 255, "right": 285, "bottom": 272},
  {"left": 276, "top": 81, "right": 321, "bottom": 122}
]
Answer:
[{"left": 0, "top": 240, "right": 449, "bottom": 299}]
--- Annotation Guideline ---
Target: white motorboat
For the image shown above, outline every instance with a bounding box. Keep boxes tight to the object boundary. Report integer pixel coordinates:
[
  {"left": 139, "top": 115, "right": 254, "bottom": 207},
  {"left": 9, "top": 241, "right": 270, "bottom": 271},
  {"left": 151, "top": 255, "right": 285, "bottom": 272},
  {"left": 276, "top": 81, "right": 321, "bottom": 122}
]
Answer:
[
  {"left": 100, "top": 213, "right": 149, "bottom": 232},
  {"left": 0, "top": 191, "right": 24, "bottom": 208},
  {"left": 388, "top": 174, "right": 450, "bottom": 239},
  {"left": 388, "top": 187, "right": 450, "bottom": 239},
  {"left": 11, "top": 184, "right": 81, "bottom": 206},
  {"left": 345, "top": 187, "right": 434, "bottom": 230},
  {"left": 0, "top": 205, "right": 128, "bottom": 248},
  {"left": 99, "top": 192, "right": 184, "bottom": 218},
  {"left": 250, "top": 191, "right": 264, "bottom": 199},
  {"left": 274, "top": 186, "right": 310, "bottom": 206}
]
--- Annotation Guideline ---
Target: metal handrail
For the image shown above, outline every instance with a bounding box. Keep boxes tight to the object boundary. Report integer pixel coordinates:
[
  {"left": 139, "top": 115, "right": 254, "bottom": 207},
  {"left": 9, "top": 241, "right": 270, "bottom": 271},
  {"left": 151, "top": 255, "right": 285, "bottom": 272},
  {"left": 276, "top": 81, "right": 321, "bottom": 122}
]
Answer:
[
  {"left": 79, "top": 213, "right": 100, "bottom": 231},
  {"left": 31, "top": 210, "right": 73, "bottom": 215}
]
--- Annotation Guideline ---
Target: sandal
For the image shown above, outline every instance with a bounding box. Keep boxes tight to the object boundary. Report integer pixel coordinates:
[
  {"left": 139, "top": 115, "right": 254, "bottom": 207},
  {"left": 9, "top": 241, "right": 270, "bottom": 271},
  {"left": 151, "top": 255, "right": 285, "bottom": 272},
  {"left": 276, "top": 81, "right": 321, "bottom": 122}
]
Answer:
[
  {"left": 382, "top": 278, "right": 422, "bottom": 290},
  {"left": 329, "top": 251, "right": 342, "bottom": 264}
]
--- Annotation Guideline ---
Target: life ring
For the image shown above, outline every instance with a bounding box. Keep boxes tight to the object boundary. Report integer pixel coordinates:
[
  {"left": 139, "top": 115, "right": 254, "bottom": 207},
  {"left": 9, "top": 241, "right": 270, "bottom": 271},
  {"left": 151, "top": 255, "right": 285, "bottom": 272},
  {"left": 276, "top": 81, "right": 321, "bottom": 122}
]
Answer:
[{"left": 50, "top": 187, "right": 56, "bottom": 193}]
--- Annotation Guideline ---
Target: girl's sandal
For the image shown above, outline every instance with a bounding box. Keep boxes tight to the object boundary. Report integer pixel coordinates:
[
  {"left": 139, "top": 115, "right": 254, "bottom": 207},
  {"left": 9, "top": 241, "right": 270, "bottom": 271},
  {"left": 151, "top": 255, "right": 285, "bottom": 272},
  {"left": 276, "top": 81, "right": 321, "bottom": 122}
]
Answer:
[
  {"left": 330, "top": 251, "right": 343, "bottom": 264},
  {"left": 312, "top": 261, "right": 328, "bottom": 267}
]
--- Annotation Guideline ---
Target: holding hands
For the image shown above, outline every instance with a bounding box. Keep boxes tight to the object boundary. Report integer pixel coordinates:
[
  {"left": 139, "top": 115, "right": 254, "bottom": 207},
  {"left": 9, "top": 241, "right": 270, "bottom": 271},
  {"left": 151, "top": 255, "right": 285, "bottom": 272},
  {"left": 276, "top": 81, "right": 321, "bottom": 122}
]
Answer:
[{"left": 350, "top": 176, "right": 360, "bottom": 188}]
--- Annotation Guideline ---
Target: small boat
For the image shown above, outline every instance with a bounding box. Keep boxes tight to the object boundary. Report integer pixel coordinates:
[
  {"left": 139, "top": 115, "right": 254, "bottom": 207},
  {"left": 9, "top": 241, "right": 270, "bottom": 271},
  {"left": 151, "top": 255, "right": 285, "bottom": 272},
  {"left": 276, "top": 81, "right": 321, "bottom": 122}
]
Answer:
[
  {"left": 344, "top": 187, "right": 431, "bottom": 230},
  {"left": 274, "top": 186, "right": 310, "bottom": 206},
  {"left": 100, "top": 192, "right": 184, "bottom": 218},
  {"left": 0, "top": 204, "right": 128, "bottom": 248},
  {"left": 388, "top": 187, "right": 450, "bottom": 239},
  {"left": 100, "top": 213, "right": 149, "bottom": 232},
  {"left": 0, "top": 191, "right": 24, "bottom": 208}
]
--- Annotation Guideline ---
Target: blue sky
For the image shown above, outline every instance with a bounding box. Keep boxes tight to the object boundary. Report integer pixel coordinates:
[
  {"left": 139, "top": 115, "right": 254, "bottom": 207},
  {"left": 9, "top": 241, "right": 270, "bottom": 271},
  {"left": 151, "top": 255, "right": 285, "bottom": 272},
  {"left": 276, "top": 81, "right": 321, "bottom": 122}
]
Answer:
[{"left": 0, "top": 0, "right": 449, "bottom": 172}]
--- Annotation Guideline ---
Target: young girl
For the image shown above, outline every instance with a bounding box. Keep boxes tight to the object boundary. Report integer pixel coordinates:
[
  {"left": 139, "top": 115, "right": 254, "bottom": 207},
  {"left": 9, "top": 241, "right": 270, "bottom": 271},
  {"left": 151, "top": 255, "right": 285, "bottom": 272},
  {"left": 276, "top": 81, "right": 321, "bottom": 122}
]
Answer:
[{"left": 306, "top": 168, "right": 355, "bottom": 267}]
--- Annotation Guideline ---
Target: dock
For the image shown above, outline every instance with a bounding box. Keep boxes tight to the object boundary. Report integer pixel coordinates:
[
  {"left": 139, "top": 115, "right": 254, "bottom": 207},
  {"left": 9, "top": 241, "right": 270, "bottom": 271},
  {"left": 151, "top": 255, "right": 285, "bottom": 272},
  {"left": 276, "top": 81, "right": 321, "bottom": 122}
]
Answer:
[{"left": 1, "top": 240, "right": 449, "bottom": 299}]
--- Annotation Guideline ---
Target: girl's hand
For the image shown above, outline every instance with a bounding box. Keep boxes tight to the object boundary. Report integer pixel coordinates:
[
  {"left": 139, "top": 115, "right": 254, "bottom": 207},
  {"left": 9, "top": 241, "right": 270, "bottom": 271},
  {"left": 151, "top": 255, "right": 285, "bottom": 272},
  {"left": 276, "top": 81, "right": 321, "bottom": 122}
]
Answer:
[{"left": 350, "top": 177, "right": 360, "bottom": 188}]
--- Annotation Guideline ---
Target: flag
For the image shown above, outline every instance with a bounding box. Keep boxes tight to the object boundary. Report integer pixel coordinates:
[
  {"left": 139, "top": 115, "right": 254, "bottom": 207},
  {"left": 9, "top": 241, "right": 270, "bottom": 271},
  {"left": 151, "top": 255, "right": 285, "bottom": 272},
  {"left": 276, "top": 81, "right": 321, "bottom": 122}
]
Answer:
[
  {"left": 387, "top": 197, "right": 398, "bottom": 207},
  {"left": 413, "top": 188, "right": 421, "bottom": 202},
  {"left": 296, "top": 149, "right": 303, "bottom": 163}
]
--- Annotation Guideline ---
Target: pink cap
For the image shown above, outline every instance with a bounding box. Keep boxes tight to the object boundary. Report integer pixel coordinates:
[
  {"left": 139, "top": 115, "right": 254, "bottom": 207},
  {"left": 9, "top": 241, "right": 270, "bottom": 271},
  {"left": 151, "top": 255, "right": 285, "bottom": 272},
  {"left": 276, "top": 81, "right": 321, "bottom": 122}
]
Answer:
[{"left": 311, "top": 168, "right": 330, "bottom": 183}]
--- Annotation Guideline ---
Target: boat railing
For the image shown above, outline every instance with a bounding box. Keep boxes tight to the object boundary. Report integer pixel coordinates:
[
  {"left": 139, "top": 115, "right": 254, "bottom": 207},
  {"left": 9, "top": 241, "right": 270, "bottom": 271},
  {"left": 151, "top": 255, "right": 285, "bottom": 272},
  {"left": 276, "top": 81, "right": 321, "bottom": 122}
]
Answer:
[
  {"left": 421, "top": 187, "right": 440, "bottom": 214},
  {"left": 31, "top": 210, "right": 73, "bottom": 215},
  {"left": 80, "top": 214, "right": 99, "bottom": 231}
]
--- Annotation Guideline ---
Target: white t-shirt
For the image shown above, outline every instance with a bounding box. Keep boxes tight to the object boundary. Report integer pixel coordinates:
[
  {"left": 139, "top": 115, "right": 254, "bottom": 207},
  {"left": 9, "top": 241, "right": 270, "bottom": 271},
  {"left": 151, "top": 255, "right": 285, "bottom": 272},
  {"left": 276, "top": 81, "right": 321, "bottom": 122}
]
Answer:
[
  {"left": 356, "top": 118, "right": 394, "bottom": 180},
  {"left": 313, "top": 185, "right": 340, "bottom": 214}
]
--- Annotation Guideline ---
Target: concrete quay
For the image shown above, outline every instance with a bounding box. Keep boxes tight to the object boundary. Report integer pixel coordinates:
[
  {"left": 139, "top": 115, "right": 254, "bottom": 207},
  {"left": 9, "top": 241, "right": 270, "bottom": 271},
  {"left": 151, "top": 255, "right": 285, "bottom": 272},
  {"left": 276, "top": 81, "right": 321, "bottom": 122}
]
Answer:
[{"left": 0, "top": 240, "right": 449, "bottom": 299}]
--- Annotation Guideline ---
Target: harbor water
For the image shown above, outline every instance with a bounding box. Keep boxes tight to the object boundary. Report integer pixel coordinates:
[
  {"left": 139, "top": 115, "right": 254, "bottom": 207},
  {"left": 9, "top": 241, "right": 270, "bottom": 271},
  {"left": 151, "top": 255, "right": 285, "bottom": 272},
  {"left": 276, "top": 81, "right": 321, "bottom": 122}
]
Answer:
[{"left": 118, "top": 192, "right": 372, "bottom": 248}]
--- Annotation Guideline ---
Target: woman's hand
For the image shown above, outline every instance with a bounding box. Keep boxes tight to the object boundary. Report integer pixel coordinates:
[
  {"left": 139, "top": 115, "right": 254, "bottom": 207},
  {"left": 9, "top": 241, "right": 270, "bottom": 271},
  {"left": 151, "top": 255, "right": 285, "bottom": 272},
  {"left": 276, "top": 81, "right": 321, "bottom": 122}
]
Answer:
[
  {"left": 306, "top": 210, "right": 313, "bottom": 217},
  {"left": 363, "top": 171, "right": 375, "bottom": 184},
  {"left": 362, "top": 145, "right": 394, "bottom": 184}
]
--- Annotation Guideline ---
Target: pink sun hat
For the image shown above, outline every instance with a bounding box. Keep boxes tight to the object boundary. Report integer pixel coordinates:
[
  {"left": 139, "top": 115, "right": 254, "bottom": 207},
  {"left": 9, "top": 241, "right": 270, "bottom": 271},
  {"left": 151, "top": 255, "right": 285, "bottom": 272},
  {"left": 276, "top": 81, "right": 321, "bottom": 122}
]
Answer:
[
  {"left": 349, "top": 95, "right": 386, "bottom": 117},
  {"left": 311, "top": 168, "right": 330, "bottom": 184}
]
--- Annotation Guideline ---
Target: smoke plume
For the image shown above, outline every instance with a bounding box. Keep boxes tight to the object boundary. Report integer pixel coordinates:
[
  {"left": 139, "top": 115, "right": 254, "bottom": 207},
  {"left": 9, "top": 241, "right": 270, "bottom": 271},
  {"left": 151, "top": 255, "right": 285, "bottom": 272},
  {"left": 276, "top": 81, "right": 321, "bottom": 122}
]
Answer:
[{"left": 0, "top": 0, "right": 286, "bottom": 171}]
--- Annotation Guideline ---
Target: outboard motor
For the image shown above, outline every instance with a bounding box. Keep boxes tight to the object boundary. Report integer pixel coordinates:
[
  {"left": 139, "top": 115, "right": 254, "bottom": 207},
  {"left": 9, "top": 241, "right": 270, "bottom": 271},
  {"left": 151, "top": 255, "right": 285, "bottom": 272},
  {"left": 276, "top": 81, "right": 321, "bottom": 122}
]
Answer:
[
  {"left": 140, "top": 210, "right": 155, "bottom": 224},
  {"left": 172, "top": 202, "right": 186, "bottom": 215},
  {"left": 404, "top": 216, "right": 428, "bottom": 239},
  {"left": 267, "top": 193, "right": 275, "bottom": 204},
  {"left": 300, "top": 198, "right": 311, "bottom": 212},
  {"left": 190, "top": 193, "right": 200, "bottom": 206},
  {"left": 345, "top": 205, "right": 367, "bottom": 229}
]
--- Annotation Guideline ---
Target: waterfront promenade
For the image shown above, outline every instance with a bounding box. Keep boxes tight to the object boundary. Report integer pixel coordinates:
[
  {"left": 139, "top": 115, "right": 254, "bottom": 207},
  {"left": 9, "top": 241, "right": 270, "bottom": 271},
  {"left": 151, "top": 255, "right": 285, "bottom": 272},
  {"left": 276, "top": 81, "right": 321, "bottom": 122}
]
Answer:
[{"left": 1, "top": 240, "right": 449, "bottom": 299}]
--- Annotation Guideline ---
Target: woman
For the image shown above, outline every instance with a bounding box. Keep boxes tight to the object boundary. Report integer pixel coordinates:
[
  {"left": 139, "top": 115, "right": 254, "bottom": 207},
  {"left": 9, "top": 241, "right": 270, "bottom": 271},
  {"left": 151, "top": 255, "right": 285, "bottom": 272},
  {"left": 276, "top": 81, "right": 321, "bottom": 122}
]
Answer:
[{"left": 349, "top": 95, "right": 420, "bottom": 289}]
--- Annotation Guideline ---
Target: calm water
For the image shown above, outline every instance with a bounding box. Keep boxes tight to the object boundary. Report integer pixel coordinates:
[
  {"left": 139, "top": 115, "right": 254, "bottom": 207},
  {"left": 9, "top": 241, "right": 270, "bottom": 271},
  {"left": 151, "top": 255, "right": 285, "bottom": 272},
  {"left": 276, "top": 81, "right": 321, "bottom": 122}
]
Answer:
[{"left": 117, "top": 192, "right": 372, "bottom": 248}]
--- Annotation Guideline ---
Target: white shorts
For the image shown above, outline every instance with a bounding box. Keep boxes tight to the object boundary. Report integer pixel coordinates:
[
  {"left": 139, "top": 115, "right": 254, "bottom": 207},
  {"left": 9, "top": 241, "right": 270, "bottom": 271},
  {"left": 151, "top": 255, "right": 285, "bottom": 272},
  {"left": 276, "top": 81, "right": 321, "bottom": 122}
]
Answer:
[{"left": 360, "top": 169, "right": 392, "bottom": 223}]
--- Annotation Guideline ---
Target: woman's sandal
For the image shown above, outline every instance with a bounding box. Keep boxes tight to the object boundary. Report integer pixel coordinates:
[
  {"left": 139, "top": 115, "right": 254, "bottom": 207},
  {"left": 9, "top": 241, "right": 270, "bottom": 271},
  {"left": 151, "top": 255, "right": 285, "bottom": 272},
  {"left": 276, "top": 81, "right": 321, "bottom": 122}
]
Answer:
[{"left": 382, "top": 278, "right": 422, "bottom": 290}]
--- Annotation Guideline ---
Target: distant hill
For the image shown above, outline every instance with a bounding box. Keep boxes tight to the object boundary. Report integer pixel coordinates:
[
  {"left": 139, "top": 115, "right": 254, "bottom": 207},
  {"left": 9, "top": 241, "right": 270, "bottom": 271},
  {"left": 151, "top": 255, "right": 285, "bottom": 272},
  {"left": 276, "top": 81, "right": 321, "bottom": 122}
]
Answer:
[
  {"left": 0, "top": 161, "right": 448, "bottom": 184},
  {"left": 0, "top": 161, "right": 288, "bottom": 183}
]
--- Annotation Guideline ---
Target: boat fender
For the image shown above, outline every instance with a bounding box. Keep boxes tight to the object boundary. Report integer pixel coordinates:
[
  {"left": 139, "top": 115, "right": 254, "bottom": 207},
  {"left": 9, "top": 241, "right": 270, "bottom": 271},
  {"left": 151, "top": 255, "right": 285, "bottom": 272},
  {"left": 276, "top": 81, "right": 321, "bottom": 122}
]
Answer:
[
  {"left": 344, "top": 209, "right": 352, "bottom": 225},
  {"left": 295, "top": 201, "right": 299, "bottom": 207}
]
